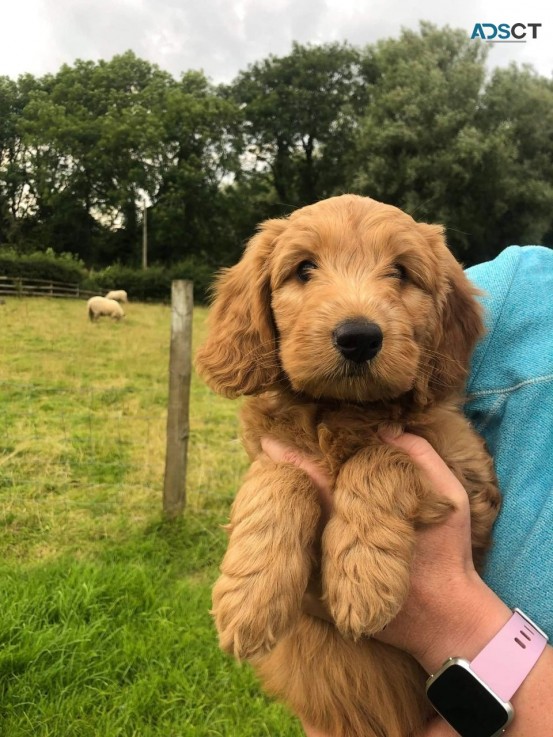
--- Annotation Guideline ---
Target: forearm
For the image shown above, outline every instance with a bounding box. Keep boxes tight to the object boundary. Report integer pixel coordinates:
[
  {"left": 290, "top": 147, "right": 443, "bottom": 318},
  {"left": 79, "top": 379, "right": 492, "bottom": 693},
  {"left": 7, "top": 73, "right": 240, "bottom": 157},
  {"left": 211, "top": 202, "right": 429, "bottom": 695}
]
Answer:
[
  {"left": 304, "top": 584, "right": 553, "bottom": 737},
  {"left": 415, "top": 576, "right": 553, "bottom": 737},
  {"left": 412, "top": 574, "right": 512, "bottom": 675},
  {"left": 420, "top": 646, "right": 553, "bottom": 737}
]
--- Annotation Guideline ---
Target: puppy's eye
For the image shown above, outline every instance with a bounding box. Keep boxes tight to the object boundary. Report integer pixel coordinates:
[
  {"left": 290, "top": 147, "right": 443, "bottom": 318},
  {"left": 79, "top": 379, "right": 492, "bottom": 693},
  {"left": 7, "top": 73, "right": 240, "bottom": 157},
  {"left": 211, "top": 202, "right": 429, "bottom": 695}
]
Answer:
[
  {"left": 389, "top": 263, "right": 408, "bottom": 281},
  {"left": 296, "top": 260, "right": 317, "bottom": 283}
]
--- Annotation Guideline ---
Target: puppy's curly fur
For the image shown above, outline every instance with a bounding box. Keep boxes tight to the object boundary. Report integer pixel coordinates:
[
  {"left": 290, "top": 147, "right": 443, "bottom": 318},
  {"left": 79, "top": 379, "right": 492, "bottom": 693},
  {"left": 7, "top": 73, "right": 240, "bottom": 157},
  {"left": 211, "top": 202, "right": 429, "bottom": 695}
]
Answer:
[{"left": 196, "top": 195, "right": 500, "bottom": 737}]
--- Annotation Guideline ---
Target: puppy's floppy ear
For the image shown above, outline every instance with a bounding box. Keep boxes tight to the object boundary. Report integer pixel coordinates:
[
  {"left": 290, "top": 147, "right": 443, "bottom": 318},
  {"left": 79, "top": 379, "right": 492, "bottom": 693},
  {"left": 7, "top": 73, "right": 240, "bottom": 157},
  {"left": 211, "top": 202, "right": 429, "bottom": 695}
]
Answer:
[
  {"left": 418, "top": 224, "right": 484, "bottom": 402},
  {"left": 195, "top": 218, "right": 286, "bottom": 397}
]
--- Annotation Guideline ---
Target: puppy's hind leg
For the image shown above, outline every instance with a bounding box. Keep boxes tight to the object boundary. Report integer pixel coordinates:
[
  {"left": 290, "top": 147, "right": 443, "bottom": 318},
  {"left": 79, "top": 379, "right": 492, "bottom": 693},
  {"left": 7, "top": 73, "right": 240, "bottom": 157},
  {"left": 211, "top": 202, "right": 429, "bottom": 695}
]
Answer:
[{"left": 213, "top": 457, "right": 321, "bottom": 662}]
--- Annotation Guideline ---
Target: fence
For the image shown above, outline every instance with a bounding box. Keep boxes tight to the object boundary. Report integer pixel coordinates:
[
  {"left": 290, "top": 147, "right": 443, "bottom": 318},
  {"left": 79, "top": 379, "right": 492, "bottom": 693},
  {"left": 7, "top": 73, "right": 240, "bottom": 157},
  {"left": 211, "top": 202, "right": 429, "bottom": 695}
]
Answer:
[{"left": 0, "top": 275, "right": 98, "bottom": 299}]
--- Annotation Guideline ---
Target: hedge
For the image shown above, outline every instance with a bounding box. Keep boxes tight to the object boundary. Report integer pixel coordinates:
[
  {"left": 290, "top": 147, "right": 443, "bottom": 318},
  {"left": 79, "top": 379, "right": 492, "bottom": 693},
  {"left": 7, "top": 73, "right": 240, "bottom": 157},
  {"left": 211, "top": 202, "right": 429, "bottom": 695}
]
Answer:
[
  {"left": 0, "top": 248, "right": 86, "bottom": 284},
  {"left": 0, "top": 249, "right": 216, "bottom": 304},
  {"left": 83, "top": 258, "right": 215, "bottom": 304}
]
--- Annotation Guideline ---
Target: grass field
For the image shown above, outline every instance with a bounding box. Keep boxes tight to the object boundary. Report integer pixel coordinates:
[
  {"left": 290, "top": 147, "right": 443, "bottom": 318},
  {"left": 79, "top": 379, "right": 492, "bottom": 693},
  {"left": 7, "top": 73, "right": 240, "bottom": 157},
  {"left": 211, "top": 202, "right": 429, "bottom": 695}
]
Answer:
[{"left": 0, "top": 297, "right": 303, "bottom": 737}]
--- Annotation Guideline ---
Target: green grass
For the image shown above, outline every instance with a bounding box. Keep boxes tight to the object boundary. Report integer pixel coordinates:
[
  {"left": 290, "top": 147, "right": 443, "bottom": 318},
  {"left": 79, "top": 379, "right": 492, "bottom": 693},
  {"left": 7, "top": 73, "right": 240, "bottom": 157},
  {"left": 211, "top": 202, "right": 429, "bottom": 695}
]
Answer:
[{"left": 0, "top": 297, "right": 303, "bottom": 737}]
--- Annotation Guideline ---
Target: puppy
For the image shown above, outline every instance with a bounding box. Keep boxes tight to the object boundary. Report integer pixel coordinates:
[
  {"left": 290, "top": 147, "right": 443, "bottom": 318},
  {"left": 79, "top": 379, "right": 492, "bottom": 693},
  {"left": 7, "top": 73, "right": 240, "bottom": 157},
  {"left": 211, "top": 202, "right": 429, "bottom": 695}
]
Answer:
[{"left": 196, "top": 195, "right": 500, "bottom": 737}]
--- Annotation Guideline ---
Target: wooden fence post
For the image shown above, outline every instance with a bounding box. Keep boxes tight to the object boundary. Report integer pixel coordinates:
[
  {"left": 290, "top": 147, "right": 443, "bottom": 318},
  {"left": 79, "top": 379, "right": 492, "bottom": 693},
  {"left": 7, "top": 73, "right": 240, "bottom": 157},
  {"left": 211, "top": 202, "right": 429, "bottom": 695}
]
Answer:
[{"left": 163, "top": 280, "right": 194, "bottom": 518}]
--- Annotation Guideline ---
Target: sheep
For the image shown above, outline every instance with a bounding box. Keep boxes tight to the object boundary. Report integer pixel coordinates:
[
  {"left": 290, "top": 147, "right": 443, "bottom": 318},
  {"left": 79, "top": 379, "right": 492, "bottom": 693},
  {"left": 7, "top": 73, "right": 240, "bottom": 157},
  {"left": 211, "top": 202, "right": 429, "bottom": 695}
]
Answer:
[
  {"left": 105, "top": 290, "right": 128, "bottom": 303},
  {"left": 87, "top": 296, "right": 125, "bottom": 322}
]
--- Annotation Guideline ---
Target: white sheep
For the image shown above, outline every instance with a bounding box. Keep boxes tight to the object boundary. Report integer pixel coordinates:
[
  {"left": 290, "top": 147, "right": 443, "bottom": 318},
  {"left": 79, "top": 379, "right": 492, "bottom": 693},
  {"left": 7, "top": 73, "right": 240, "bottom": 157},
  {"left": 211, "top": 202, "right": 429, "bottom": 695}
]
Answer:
[
  {"left": 105, "top": 290, "right": 128, "bottom": 303},
  {"left": 87, "top": 296, "right": 125, "bottom": 322}
]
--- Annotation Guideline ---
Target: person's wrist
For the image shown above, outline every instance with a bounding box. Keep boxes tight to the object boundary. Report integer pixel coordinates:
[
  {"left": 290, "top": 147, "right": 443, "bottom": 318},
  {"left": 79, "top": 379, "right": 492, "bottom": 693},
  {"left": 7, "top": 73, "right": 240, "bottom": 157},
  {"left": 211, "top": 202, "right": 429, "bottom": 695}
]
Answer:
[{"left": 412, "top": 572, "right": 512, "bottom": 675}]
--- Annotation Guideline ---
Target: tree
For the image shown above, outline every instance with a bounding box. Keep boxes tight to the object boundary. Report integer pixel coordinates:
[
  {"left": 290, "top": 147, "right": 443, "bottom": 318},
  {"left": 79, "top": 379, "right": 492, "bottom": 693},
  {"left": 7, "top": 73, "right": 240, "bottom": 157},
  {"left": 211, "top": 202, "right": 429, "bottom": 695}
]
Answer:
[
  {"left": 351, "top": 23, "right": 502, "bottom": 261},
  {"left": 476, "top": 64, "right": 553, "bottom": 252},
  {"left": 3, "top": 33, "right": 552, "bottom": 271},
  {"left": 0, "top": 74, "right": 40, "bottom": 246},
  {"left": 229, "top": 42, "right": 365, "bottom": 211},
  {"left": 18, "top": 52, "right": 176, "bottom": 263},
  {"left": 16, "top": 55, "right": 243, "bottom": 266},
  {"left": 351, "top": 23, "right": 553, "bottom": 262},
  {"left": 147, "top": 71, "right": 243, "bottom": 265}
]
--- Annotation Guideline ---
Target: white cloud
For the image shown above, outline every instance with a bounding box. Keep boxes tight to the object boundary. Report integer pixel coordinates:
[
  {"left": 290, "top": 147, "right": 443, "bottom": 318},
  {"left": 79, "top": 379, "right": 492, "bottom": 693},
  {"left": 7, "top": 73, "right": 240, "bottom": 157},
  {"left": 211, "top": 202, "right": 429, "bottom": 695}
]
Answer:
[{"left": 0, "top": 0, "right": 551, "bottom": 83}]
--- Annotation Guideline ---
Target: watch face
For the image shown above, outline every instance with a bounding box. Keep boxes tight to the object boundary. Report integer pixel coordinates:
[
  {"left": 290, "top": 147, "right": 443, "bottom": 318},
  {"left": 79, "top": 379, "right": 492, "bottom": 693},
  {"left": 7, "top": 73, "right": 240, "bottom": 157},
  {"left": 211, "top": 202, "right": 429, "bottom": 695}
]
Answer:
[{"left": 427, "top": 662, "right": 511, "bottom": 737}]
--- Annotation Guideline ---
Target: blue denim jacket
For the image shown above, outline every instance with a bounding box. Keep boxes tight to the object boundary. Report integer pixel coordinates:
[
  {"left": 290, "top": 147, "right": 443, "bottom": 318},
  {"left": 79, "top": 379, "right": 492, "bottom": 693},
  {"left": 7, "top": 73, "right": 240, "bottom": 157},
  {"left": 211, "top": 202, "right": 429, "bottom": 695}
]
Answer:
[{"left": 465, "top": 246, "right": 553, "bottom": 637}]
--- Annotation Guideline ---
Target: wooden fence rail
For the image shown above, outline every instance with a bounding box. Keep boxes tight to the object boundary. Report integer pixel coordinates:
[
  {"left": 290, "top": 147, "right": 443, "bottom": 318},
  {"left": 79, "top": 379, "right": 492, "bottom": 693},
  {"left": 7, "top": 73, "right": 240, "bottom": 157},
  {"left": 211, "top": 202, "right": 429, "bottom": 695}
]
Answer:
[{"left": 0, "top": 276, "right": 98, "bottom": 300}]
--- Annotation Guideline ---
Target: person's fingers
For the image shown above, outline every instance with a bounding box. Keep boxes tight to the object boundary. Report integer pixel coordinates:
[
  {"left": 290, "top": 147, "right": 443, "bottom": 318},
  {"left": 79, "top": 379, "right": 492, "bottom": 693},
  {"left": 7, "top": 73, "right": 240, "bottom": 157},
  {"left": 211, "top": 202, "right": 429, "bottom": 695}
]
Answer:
[
  {"left": 260, "top": 436, "right": 332, "bottom": 497},
  {"left": 381, "top": 432, "right": 468, "bottom": 508},
  {"left": 261, "top": 436, "right": 304, "bottom": 466}
]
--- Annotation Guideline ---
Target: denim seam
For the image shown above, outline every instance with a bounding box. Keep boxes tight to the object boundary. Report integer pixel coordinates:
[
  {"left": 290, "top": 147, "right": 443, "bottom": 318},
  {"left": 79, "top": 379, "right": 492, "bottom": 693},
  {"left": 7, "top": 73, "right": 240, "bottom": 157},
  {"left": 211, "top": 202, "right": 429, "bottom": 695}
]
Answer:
[
  {"left": 469, "top": 393, "right": 506, "bottom": 436},
  {"left": 468, "top": 372, "right": 553, "bottom": 400}
]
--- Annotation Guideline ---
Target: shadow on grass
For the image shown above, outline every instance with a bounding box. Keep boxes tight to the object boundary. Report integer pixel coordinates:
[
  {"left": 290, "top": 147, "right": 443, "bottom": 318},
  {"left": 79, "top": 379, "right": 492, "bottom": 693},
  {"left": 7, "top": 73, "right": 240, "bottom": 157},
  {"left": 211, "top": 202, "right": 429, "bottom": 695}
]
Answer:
[{"left": 89, "top": 510, "right": 228, "bottom": 583}]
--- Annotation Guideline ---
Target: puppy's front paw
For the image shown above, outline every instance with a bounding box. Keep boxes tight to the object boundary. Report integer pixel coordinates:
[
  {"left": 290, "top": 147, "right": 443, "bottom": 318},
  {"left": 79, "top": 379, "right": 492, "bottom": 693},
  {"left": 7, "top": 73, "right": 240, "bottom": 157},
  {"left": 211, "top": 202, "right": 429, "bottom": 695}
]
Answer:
[
  {"left": 212, "top": 574, "right": 298, "bottom": 661},
  {"left": 324, "top": 565, "right": 404, "bottom": 639},
  {"left": 322, "top": 518, "right": 410, "bottom": 639}
]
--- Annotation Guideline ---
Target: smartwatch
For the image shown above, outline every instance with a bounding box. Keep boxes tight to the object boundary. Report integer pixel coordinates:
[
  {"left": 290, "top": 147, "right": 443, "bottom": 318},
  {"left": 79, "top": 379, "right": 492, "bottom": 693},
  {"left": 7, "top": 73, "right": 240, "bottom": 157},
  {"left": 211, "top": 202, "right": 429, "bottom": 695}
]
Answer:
[{"left": 425, "top": 608, "right": 548, "bottom": 737}]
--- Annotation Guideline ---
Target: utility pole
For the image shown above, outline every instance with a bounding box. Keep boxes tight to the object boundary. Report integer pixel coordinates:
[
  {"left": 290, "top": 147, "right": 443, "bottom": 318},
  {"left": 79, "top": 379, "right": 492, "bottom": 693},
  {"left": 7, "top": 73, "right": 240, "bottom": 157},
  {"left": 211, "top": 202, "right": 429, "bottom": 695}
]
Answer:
[{"left": 142, "top": 200, "right": 148, "bottom": 270}]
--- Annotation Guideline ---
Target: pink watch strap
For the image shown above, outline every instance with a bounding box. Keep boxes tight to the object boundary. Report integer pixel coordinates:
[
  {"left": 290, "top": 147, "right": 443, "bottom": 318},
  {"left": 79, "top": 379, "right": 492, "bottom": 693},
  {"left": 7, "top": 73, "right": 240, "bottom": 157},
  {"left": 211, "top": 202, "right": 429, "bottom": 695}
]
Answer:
[{"left": 470, "top": 609, "right": 548, "bottom": 702}]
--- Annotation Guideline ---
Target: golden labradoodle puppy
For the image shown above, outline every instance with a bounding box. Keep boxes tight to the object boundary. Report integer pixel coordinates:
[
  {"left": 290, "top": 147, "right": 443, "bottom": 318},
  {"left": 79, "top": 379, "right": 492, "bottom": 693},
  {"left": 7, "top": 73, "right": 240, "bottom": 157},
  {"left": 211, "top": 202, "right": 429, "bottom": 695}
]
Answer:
[{"left": 196, "top": 194, "right": 500, "bottom": 737}]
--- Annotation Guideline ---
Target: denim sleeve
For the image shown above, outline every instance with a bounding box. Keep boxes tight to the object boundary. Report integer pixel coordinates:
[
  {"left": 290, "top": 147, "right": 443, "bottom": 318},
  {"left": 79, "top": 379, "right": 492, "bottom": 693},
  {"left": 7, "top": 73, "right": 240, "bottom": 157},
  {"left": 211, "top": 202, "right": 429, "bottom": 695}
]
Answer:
[{"left": 464, "top": 246, "right": 553, "bottom": 636}]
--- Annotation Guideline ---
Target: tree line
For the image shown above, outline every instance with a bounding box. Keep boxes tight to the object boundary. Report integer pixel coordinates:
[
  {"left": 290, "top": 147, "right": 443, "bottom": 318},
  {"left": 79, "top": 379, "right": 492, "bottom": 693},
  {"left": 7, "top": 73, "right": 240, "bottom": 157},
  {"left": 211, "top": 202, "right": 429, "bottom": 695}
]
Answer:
[{"left": 1, "top": 22, "right": 552, "bottom": 269}]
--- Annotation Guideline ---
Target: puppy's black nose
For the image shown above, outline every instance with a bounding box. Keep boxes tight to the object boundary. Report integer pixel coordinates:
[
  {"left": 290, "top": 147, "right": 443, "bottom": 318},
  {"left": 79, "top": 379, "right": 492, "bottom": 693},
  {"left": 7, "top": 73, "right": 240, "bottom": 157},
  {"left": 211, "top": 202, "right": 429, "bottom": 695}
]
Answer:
[{"left": 333, "top": 320, "right": 383, "bottom": 363}]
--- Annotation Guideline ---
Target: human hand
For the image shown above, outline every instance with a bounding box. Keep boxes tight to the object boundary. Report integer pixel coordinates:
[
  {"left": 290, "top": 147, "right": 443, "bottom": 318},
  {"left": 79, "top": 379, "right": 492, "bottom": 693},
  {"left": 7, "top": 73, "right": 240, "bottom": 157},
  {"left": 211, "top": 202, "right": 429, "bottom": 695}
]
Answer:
[
  {"left": 260, "top": 436, "right": 334, "bottom": 522},
  {"left": 370, "top": 433, "right": 487, "bottom": 667},
  {"left": 262, "top": 434, "right": 553, "bottom": 737}
]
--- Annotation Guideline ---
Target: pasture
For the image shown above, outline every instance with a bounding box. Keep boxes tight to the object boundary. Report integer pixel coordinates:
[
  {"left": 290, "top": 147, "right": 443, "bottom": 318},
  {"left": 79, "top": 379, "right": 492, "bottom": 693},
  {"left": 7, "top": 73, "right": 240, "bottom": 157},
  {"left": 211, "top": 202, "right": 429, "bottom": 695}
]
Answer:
[{"left": 0, "top": 297, "right": 302, "bottom": 737}]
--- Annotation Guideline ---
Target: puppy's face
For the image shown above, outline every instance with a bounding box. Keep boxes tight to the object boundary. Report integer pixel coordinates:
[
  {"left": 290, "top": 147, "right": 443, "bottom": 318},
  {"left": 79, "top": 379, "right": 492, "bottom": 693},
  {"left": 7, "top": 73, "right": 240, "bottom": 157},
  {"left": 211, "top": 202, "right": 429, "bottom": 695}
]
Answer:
[
  {"left": 269, "top": 199, "right": 446, "bottom": 402},
  {"left": 196, "top": 195, "right": 482, "bottom": 405}
]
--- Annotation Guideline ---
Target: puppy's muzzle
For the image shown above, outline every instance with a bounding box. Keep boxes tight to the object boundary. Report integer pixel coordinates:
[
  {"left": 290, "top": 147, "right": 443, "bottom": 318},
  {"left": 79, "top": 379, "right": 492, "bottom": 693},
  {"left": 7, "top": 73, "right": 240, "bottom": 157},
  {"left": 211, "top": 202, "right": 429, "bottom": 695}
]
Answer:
[{"left": 333, "top": 319, "right": 383, "bottom": 363}]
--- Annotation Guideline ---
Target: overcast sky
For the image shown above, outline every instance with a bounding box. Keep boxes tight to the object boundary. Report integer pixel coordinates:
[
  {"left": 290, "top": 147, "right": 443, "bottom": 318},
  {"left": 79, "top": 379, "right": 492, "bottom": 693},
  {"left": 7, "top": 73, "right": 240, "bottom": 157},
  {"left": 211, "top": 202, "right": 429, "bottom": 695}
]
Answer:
[{"left": 1, "top": 0, "right": 552, "bottom": 83}]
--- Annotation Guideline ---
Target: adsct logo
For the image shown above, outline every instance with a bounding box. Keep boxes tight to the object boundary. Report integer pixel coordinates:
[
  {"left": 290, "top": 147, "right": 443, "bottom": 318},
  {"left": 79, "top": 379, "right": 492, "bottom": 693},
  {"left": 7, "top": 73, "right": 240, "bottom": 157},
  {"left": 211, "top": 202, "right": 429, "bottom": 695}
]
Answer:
[{"left": 471, "top": 23, "right": 542, "bottom": 42}]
